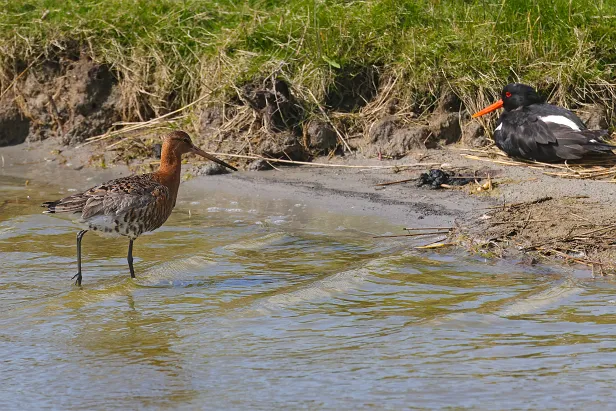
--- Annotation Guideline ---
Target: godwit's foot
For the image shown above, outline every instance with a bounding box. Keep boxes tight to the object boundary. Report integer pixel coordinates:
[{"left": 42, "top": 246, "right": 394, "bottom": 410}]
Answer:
[{"left": 72, "top": 273, "right": 83, "bottom": 286}]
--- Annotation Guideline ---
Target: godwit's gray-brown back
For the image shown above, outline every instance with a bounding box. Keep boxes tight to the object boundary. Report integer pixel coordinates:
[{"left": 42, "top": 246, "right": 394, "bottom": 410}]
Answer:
[
  {"left": 45, "top": 174, "right": 174, "bottom": 238},
  {"left": 42, "top": 130, "right": 237, "bottom": 286}
]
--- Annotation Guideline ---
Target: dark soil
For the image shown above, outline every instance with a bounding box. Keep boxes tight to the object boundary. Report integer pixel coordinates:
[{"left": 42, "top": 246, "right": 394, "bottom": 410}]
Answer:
[
  {"left": 577, "top": 104, "right": 610, "bottom": 130},
  {"left": 0, "top": 92, "right": 30, "bottom": 147},
  {"left": 426, "top": 112, "right": 461, "bottom": 147},
  {"left": 305, "top": 120, "right": 337, "bottom": 154},
  {"left": 461, "top": 121, "right": 488, "bottom": 148},
  {"left": 359, "top": 89, "right": 468, "bottom": 158},
  {"left": 239, "top": 78, "right": 304, "bottom": 133},
  {"left": 198, "top": 77, "right": 310, "bottom": 163},
  {"left": 15, "top": 57, "right": 121, "bottom": 145},
  {"left": 366, "top": 116, "right": 428, "bottom": 158},
  {"left": 325, "top": 65, "right": 380, "bottom": 112}
]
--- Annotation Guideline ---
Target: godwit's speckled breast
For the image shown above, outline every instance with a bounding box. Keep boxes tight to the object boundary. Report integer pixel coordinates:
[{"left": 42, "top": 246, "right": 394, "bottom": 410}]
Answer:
[{"left": 74, "top": 173, "right": 176, "bottom": 240}]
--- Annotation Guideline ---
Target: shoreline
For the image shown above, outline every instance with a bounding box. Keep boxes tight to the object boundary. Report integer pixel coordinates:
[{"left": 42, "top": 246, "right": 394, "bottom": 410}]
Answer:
[
  {"left": 0, "top": 141, "right": 492, "bottom": 228},
  {"left": 4, "top": 141, "right": 616, "bottom": 275}
]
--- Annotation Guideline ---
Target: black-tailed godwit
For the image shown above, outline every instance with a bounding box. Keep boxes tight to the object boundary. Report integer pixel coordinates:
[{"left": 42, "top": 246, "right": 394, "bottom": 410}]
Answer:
[{"left": 42, "top": 130, "right": 237, "bottom": 286}]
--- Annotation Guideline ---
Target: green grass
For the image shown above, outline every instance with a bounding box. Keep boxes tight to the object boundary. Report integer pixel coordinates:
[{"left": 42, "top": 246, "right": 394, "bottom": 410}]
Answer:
[{"left": 1, "top": 0, "right": 616, "bottom": 122}]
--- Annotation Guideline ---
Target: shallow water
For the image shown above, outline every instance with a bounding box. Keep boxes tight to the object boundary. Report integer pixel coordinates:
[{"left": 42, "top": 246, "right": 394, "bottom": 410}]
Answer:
[{"left": 2, "top": 174, "right": 616, "bottom": 409}]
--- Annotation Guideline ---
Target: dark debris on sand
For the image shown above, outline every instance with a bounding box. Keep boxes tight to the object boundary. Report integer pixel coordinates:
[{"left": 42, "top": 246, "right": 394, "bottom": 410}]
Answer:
[{"left": 416, "top": 169, "right": 474, "bottom": 189}]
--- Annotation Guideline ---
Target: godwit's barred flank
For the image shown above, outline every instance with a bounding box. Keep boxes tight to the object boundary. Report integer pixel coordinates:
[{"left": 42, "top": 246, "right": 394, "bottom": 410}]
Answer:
[{"left": 42, "top": 130, "right": 237, "bottom": 286}]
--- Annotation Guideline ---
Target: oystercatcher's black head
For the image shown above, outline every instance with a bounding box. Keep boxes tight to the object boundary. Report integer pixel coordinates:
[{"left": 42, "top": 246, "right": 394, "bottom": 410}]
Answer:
[
  {"left": 501, "top": 83, "right": 542, "bottom": 111},
  {"left": 472, "top": 83, "right": 543, "bottom": 118}
]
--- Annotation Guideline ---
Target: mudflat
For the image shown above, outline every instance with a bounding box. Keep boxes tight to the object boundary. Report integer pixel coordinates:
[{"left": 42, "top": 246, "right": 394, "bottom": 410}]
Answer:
[{"left": 4, "top": 141, "right": 616, "bottom": 275}]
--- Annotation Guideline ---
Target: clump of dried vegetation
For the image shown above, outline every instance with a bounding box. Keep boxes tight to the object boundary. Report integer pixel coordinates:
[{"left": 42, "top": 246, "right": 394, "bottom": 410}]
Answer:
[{"left": 463, "top": 196, "right": 616, "bottom": 274}]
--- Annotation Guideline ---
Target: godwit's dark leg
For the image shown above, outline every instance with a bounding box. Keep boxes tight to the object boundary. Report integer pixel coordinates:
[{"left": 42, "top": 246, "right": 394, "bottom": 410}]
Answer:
[
  {"left": 127, "top": 239, "right": 136, "bottom": 279},
  {"left": 71, "top": 230, "right": 88, "bottom": 286}
]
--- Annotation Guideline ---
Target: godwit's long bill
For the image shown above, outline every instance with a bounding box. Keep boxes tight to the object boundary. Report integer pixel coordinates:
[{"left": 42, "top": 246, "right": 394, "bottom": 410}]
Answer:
[
  {"left": 472, "top": 83, "right": 614, "bottom": 163},
  {"left": 42, "top": 130, "right": 237, "bottom": 286}
]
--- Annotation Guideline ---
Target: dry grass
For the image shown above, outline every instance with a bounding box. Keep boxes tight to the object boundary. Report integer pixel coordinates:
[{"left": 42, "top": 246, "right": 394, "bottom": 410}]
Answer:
[{"left": 460, "top": 146, "right": 616, "bottom": 181}]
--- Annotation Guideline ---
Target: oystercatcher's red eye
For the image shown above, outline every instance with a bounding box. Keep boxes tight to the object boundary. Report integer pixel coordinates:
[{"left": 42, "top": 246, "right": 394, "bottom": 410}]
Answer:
[{"left": 505, "top": 92, "right": 512, "bottom": 98}]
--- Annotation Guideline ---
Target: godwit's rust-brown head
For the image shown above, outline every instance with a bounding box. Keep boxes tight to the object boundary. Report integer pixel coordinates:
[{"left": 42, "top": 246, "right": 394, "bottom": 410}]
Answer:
[{"left": 161, "top": 130, "right": 237, "bottom": 171}]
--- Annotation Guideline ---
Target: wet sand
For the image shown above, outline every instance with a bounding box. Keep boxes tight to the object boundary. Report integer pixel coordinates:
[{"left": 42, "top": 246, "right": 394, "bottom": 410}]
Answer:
[{"left": 4, "top": 141, "right": 616, "bottom": 272}]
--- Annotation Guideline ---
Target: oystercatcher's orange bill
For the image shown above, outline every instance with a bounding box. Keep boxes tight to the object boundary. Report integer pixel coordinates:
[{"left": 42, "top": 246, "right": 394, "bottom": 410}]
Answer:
[{"left": 472, "top": 99, "right": 504, "bottom": 118}]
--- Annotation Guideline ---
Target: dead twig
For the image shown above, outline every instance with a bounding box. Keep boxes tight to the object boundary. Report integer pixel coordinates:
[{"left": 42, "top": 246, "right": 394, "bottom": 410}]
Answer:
[
  {"left": 415, "top": 236, "right": 454, "bottom": 249},
  {"left": 415, "top": 241, "right": 455, "bottom": 249},
  {"left": 375, "top": 175, "right": 490, "bottom": 187},
  {"left": 483, "top": 196, "right": 553, "bottom": 210},
  {"left": 375, "top": 177, "right": 416, "bottom": 187},
  {"left": 403, "top": 226, "right": 453, "bottom": 231},
  {"left": 577, "top": 224, "right": 616, "bottom": 237},
  {"left": 536, "top": 247, "right": 603, "bottom": 266},
  {"left": 489, "top": 219, "right": 551, "bottom": 225},
  {"left": 198, "top": 152, "right": 441, "bottom": 169},
  {"left": 373, "top": 232, "right": 449, "bottom": 239},
  {"left": 47, "top": 95, "right": 64, "bottom": 137}
]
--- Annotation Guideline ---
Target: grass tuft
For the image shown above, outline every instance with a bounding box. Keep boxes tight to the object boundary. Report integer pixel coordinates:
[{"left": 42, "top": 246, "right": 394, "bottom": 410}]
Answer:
[{"left": 1, "top": 0, "right": 616, "bottom": 137}]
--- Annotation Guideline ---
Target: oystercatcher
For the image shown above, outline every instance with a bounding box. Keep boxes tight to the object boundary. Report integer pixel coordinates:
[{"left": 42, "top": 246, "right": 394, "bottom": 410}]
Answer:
[
  {"left": 42, "top": 131, "right": 237, "bottom": 286},
  {"left": 472, "top": 83, "right": 613, "bottom": 162}
]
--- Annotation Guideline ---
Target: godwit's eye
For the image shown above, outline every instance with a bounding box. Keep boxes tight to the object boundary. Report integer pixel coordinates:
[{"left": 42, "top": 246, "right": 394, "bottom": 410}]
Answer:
[{"left": 505, "top": 92, "right": 512, "bottom": 98}]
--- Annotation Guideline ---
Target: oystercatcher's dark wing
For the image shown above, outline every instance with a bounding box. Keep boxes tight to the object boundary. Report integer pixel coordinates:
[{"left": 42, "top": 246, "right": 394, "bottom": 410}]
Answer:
[
  {"left": 494, "top": 110, "right": 612, "bottom": 162},
  {"left": 530, "top": 103, "right": 586, "bottom": 131}
]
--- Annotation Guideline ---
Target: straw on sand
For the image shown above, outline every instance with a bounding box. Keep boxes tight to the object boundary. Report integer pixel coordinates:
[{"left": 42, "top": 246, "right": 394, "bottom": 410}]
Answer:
[{"left": 460, "top": 147, "right": 616, "bottom": 181}]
